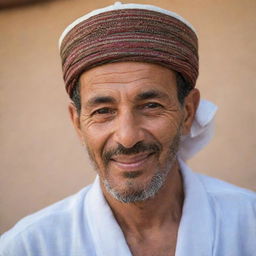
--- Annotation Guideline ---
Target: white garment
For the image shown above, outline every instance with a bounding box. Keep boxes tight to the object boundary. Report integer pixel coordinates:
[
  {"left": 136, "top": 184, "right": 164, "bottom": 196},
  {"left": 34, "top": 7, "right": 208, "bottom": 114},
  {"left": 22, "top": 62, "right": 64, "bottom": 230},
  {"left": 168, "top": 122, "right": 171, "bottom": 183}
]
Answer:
[{"left": 1, "top": 160, "right": 255, "bottom": 256}]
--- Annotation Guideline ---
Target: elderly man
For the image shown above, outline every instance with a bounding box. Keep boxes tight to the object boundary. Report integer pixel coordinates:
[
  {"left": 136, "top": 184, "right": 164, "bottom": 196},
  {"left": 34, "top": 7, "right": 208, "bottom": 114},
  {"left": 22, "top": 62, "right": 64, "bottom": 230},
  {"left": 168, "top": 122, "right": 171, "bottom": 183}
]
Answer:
[{"left": 1, "top": 2, "right": 255, "bottom": 256}]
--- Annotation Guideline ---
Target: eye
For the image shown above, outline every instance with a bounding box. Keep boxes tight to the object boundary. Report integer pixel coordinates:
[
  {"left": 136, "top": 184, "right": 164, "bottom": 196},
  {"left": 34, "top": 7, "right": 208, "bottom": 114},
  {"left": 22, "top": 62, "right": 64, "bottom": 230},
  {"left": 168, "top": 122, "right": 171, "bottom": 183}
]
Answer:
[
  {"left": 92, "top": 107, "right": 115, "bottom": 116},
  {"left": 143, "top": 102, "right": 163, "bottom": 109}
]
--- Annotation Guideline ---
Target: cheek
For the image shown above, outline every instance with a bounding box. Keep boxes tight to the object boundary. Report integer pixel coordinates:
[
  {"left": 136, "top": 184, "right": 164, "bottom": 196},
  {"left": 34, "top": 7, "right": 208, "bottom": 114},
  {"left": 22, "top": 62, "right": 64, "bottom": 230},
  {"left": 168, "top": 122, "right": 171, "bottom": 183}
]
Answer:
[
  {"left": 144, "top": 116, "right": 182, "bottom": 145},
  {"left": 82, "top": 122, "right": 114, "bottom": 160}
]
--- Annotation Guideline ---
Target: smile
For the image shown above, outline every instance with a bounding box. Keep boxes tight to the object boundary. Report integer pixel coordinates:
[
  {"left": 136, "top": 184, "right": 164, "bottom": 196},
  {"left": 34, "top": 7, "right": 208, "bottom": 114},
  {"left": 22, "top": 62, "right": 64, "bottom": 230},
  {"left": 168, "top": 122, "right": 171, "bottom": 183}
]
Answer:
[{"left": 110, "top": 152, "right": 154, "bottom": 170}]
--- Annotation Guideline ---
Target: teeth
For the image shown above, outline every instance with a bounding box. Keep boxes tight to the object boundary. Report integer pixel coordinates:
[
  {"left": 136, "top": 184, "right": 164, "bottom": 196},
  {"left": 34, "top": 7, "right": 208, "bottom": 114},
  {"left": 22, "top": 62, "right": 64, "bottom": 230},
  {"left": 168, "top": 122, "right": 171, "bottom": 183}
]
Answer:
[{"left": 112, "top": 153, "right": 150, "bottom": 164}]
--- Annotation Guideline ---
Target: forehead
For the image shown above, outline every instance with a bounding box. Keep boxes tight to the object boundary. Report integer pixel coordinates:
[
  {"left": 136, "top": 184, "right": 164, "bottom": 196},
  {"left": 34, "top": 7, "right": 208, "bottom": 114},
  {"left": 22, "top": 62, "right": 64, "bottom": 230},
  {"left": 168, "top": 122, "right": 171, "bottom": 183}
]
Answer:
[{"left": 79, "top": 62, "right": 177, "bottom": 99}]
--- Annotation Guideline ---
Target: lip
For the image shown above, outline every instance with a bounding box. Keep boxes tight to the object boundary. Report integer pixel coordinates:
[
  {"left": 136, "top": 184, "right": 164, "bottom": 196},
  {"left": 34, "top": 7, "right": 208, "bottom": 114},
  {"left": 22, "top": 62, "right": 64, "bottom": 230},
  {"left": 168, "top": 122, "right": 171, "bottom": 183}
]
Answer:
[{"left": 110, "top": 152, "right": 154, "bottom": 170}]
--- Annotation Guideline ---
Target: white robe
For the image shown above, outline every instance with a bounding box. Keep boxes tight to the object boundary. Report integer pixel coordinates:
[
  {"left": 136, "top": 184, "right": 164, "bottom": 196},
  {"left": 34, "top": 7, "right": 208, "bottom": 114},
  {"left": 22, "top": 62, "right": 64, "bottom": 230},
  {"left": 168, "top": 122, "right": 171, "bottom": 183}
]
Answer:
[{"left": 1, "top": 160, "right": 255, "bottom": 256}]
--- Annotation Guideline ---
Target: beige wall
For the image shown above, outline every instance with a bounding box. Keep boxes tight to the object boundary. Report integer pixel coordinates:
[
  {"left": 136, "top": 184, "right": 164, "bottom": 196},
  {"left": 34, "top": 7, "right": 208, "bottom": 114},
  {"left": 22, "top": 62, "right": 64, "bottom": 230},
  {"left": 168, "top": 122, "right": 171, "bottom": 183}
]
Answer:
[{"left": 1, "top": 0, "right": 255, "bottom": 234}]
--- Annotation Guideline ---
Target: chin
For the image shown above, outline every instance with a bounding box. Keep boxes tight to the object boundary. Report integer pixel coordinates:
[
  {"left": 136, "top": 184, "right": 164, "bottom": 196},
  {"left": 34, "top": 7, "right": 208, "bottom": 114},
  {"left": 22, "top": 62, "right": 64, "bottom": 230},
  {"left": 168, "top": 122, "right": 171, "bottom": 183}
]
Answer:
[{"left": 103, "top": 167, "right": 170, "bottom": 203}]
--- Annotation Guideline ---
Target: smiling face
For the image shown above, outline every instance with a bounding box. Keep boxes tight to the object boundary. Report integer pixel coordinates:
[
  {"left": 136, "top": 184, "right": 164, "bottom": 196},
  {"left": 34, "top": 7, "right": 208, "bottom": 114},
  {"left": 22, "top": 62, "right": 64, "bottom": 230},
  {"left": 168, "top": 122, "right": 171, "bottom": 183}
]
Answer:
[{"left": 69, "top": 62, "right": 199, "bottom": 203}]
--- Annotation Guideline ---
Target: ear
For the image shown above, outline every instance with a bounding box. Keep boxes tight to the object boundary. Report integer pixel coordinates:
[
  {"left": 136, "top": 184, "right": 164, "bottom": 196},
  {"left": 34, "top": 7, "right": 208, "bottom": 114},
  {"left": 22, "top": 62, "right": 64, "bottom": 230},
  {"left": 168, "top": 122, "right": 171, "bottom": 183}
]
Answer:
[
  {"left": 68, "top": 102, "right": 84, "bottom": 143},
  {"left": 181, "top": 88, "right": 200, "bottom": 135}
]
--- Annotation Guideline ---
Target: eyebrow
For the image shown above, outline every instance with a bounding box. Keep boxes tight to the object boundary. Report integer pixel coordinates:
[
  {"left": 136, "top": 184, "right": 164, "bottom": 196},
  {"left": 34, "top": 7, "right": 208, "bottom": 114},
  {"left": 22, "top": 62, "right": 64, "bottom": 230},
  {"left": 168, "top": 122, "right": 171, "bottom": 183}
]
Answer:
[
  {"left": 85, "top": 89, "right": 169, "bottom": 108},
  {"left": 135, "top": 90, "right": 169, "bottom": 101},
  {"left": 86, "top": 95, "right": 116, "bottom": 108}
]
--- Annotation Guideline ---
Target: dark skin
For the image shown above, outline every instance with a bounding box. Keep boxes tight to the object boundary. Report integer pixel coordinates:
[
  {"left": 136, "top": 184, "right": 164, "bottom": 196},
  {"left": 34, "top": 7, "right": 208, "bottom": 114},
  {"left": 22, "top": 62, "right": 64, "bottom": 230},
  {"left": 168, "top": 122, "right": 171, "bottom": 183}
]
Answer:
[{"left": 69, "top": 62, "right": 200, "bottom": 256}]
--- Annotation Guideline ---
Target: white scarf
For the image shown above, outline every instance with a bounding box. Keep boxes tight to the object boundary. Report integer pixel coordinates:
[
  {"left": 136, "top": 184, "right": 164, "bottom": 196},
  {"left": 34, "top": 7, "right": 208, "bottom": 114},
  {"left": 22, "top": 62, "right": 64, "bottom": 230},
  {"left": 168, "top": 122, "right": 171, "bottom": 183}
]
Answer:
[{"left": 179, "top": 99, "right": 218, "bottom": 161}]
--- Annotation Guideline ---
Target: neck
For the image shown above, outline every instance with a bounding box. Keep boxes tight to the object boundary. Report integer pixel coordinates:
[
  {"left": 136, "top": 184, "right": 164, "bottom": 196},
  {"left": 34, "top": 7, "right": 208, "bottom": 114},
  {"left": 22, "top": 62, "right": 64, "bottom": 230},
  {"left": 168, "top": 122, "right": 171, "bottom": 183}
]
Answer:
[{"left": 100, "top": 160, "right": 184, "bottom": 237}]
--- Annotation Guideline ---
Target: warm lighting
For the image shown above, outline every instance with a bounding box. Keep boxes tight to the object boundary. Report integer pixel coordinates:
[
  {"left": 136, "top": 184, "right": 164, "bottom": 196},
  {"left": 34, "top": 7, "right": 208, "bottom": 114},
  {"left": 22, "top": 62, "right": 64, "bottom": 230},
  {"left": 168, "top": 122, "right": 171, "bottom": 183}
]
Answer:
[{"left": 0, "top": 0, "right": 58, "bottom": 9}]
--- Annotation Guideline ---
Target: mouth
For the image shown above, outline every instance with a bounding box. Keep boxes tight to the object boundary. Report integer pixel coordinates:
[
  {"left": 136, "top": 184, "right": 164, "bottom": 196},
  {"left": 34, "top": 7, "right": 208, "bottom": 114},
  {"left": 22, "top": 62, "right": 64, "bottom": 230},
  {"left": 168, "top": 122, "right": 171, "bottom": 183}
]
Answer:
[{"left": 110, "top": 152, "right": 155, "bottom": 171}]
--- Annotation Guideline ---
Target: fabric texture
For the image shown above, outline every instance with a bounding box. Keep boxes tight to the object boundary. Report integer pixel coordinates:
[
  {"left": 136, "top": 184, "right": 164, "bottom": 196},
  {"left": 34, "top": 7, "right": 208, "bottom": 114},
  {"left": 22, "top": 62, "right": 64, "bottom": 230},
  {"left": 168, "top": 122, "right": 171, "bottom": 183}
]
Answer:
[
  {"left": 59, "top": 3, "right": 198, "bottom": 97},
  {"left": 1, "top": 161, "right": 255, "bottom": 256},
  {"left": 179, "top": 99, "right": 218, "bottom": 161},
  {"left": 58, "top": 1, "right": 197, "bottom": 45}
]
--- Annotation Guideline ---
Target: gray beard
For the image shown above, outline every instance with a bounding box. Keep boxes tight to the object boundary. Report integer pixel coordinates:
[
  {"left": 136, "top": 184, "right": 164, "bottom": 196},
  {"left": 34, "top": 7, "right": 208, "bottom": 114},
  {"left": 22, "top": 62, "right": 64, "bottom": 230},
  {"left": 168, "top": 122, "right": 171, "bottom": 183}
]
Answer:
[
  {"left": 102, "top": 131, "right": 181, "bottom": 203},
  {"left": 85, "top": 124, "right": 182, "bottom": 204},
  {"left": 103, "top": 161, "right": 172, "bottom": 203}
]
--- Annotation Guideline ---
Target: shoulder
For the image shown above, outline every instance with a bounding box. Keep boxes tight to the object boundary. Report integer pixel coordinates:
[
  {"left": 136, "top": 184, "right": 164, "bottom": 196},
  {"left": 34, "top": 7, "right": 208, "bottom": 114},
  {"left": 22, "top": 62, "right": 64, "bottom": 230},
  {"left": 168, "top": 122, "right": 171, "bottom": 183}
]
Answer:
[
  {"left": 180, "top": 159, "right": 256, "bottom": 209},
  {"left": 196, "top": 172, "right": 256, "bottom": 199},
  {"left": 196, "top": 172, "right": 256, "bottom": 218},
  {"left": 194, "top": 173, "right": 256, "bottom": 253},
  {"left": 0, "top": 184, "right": 92, "bottom": 255}
]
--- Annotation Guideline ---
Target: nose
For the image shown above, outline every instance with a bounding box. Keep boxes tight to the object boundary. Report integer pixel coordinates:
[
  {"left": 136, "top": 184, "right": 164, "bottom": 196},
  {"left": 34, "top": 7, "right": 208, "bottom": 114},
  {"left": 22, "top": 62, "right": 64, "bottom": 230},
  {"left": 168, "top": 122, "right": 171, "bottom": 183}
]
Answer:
[{"left": 113, "top": 109, "right": 145, "bottom": 149}]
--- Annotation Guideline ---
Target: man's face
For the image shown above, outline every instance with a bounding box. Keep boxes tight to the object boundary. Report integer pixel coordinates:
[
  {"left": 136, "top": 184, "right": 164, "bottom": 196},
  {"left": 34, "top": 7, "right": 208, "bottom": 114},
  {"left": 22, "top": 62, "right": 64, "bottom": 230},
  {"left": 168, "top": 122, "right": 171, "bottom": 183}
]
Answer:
[{"left": 70, "top": 62, "right": 197, "bottom": 202}]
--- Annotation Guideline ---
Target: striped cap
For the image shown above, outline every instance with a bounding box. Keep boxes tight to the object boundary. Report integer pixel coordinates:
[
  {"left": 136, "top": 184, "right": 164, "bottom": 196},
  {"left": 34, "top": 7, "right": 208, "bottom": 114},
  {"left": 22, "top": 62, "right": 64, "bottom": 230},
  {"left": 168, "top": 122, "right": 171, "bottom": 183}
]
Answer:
[{"left": 59, "top": 2, "right": 199, "bottom": 97}]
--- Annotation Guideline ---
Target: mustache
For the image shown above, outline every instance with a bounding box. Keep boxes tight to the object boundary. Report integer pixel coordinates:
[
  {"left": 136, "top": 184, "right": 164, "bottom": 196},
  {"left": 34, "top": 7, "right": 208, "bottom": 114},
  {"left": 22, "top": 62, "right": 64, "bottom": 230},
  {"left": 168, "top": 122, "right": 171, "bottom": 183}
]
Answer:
[{"left": 102, "top": 141, "right": 161, "bottom": 165}]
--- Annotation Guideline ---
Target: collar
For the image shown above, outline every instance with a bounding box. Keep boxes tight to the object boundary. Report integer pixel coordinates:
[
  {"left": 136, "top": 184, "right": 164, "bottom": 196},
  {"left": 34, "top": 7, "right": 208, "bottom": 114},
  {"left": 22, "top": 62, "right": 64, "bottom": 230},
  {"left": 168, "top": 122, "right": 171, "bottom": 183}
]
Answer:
[
  {"left": 85, "top": 160, "right": 215, "bottom": 256},
  {"left": 175, "top": 159, "right": 215, "bottom": 255},
  {"left": 85, "top": 176, "right": 132, "bottom": 256}
]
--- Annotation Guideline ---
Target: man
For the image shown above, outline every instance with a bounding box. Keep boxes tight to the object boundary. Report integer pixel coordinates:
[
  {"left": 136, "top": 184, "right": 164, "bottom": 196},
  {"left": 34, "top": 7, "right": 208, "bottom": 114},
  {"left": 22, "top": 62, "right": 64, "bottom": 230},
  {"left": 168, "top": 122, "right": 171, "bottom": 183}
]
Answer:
[{"left": 1, "top": 2, "right": 255, "bottom": 256}]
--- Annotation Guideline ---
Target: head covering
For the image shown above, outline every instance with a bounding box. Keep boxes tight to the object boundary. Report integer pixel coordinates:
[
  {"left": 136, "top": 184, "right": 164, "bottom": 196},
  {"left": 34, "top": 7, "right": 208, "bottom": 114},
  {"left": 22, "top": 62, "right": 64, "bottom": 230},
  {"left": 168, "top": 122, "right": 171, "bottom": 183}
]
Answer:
[
  {"left": 59, "top": 2, "right": 198, "bottom": 97},
  {"left": 179, "top": 99, "right": 217, "bottom": 161},
  {"left": 59, "top": 2, "right": 217, "bottom": 161}
]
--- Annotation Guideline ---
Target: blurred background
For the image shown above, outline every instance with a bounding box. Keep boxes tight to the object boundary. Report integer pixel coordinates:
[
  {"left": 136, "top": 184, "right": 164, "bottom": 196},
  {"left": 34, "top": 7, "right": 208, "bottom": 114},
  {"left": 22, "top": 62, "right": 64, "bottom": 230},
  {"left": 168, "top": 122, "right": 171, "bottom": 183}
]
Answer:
[{"left": 1, "top": 0, "right": 255, "bottom": 234}]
